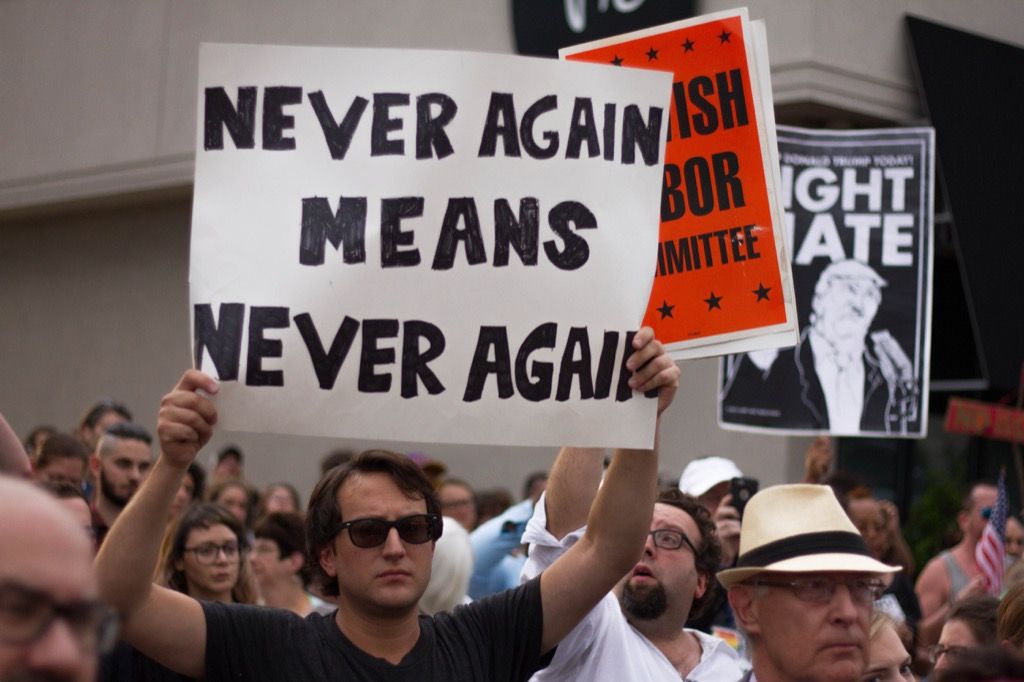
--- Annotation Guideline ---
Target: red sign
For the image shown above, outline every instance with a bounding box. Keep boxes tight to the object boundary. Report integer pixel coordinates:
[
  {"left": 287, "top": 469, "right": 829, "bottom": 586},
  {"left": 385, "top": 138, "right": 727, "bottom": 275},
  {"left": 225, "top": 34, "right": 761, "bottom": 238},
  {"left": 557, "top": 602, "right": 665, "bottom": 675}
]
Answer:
[
  {"left": 561, "top": 9, "right": 796, "bottom": 358},
  {"left": 944, "top": 398, "right": 1024, "bottom": 444}
]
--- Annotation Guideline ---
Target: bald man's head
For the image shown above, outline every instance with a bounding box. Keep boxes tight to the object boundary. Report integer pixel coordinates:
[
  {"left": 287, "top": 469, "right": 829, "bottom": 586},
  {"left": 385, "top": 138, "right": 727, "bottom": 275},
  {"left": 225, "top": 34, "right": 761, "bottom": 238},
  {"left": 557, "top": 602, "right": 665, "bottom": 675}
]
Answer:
[{"left": 0, "top": 477, "right": 105, "bottom": 681}]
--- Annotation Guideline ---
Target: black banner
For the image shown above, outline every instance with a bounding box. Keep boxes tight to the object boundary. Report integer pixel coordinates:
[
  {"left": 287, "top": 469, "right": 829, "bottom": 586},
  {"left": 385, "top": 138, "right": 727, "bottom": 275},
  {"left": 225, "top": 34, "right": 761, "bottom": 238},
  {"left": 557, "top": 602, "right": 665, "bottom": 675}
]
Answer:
[{"left": 512, "top": 0, "right": 694, "bottom": 57}]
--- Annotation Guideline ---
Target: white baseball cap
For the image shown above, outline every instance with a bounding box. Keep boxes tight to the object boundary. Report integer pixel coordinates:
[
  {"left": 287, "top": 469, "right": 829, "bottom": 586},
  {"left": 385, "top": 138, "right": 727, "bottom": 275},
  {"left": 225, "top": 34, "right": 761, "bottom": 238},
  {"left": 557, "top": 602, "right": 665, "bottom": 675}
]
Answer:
[{"left": 678, "top": 456, "right": 743, "bottom": 497}]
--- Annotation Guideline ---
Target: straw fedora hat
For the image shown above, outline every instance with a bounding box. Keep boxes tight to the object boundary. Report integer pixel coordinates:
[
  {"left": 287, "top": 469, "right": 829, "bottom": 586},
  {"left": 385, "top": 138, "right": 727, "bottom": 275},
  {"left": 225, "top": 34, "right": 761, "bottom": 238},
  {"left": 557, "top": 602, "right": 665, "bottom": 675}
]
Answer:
[{"left": 717, "top": 484, "right": 898, "bottom": 589}]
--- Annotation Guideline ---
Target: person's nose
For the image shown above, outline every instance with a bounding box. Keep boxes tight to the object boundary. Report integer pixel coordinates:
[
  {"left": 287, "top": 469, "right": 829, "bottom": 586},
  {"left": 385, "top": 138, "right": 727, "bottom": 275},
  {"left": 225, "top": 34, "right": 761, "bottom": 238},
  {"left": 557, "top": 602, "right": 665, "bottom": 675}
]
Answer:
[
  {"left": 381, "top": 527, "right": 406, "bottom": 558},
  {"left": 828, "top": 583, "right": 860, "bottom": 624},
  {"left": 25, "top": 617, "right": 90, "bottom": 679},
  {"left": 642, "top": 532, "right": 657, "bottom": 557}
]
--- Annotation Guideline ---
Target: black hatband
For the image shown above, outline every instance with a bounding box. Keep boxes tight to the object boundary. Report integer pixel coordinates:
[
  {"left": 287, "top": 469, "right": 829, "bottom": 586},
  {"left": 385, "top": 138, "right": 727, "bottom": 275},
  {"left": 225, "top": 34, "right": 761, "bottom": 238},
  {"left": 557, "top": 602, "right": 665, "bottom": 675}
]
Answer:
[{"left": 736, "top": 531, "right": 871, "bottom": 568}]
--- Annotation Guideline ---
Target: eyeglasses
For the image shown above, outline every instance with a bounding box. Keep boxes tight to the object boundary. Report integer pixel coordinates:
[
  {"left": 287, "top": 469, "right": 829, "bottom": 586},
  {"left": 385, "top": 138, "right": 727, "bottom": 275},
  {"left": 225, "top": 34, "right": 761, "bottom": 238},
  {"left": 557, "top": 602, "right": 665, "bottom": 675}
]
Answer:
[
  {"left": 337, "top": 514, "right": 442, "bottom": 548},
  {"left": 752, "top": 576, "right": 884, "bottom": 605},
  {"left": 648, "top": 528, "right": 699, "bottom": 554},
  {"left": 929, "top": 643, "right": 968, "bottom": 665},
  {"left": 183, "top": 541, "right": 240, "bottom": 564},
  {"left": 0, "top": 582, "right": 119, "bottom": 654}
]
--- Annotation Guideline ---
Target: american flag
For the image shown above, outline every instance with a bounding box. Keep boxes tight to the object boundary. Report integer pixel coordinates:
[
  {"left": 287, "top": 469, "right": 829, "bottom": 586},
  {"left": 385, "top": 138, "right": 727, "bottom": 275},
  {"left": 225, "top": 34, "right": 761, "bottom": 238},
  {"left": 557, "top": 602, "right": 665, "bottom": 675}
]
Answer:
[{"left": 976, "top": 470, "right": 1009, "bottom": 596}]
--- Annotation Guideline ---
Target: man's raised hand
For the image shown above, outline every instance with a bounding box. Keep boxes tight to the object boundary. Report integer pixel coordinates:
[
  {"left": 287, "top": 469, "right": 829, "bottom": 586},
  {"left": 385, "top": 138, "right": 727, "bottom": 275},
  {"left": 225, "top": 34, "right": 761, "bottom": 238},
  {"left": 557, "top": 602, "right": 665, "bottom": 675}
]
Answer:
[
  {"left": 157, "top": 370, "right": 219, "bottom": 468},
  {"left": 626, "top": 327, "right": 680, "bottom": 417}
]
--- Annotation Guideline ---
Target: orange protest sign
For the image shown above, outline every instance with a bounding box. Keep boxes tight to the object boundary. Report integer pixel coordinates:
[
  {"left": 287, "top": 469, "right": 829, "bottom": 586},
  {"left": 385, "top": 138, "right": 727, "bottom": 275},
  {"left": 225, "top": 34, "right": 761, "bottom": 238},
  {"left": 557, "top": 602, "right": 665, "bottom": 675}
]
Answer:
[{"left": 561, "top": 9, "right": 796, "bottom": 358}]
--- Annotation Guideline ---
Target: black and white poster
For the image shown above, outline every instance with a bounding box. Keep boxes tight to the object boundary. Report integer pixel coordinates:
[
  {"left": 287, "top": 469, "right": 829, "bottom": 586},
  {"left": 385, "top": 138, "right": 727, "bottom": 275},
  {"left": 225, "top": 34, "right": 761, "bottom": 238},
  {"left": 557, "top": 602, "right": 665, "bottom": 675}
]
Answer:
[{"left": 718, "top": 126, "right": 934, "bottom": 437}]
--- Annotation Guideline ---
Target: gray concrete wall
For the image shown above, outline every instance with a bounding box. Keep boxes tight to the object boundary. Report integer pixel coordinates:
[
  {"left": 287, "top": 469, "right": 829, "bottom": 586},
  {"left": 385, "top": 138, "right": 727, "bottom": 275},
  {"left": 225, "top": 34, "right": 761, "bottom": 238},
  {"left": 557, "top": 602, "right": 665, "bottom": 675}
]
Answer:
[
  {"left": 0, "top": 0, "right": 515, "bottom": 211},
  {"left": 3, "top": 1, "right": 1020, "bottom": 499}
]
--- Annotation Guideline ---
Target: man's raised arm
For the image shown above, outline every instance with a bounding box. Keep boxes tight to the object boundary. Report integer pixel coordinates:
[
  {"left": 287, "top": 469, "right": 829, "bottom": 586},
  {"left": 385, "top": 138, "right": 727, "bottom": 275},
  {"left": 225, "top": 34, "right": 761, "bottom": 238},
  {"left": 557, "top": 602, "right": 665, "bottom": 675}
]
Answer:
[
  {"left": 542, "top": 445, "right": 604, "bottom": 541},
  {"left": 95, "top": 370, "right": 219, "bottom": 679},
  {"left": 537, "top": 328, "right": 678, "bottom": 653}
]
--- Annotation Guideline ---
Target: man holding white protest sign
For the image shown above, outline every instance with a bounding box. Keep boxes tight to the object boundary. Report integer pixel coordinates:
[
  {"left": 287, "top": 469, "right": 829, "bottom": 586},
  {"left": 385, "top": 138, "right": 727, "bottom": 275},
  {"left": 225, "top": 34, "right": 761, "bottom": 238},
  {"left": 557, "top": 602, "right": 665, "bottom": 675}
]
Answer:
[
  {"left": 95, "top": 327, "right": 679, "bottom": 680},
  {"left": 93, "top": 39, "right": 686, "bottom": 680}
]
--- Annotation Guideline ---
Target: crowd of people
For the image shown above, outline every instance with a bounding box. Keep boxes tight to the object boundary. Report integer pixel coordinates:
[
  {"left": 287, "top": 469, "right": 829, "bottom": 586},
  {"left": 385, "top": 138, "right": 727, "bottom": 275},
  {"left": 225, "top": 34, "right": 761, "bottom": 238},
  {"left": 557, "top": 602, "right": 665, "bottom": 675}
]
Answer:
[{"left": 3, "top": 331, "right": 1024, "bottom": 681}]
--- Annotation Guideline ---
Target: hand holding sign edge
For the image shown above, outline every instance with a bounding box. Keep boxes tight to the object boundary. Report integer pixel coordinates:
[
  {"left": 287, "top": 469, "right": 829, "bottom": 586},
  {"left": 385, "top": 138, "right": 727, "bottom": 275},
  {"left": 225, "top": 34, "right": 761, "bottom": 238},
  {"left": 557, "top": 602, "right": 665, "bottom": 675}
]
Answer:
[
  {"left": 627, "top": 327, "right": 679, "bottom": 417},
  {"left": 157, "top": 370, "right": 219, "bottom": 469}
]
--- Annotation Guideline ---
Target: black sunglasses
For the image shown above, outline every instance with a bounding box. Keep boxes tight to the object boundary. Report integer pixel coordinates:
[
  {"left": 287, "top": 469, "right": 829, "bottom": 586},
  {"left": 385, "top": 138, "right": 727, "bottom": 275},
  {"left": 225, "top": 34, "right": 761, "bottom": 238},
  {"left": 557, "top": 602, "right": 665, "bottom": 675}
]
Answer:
[{"left": 337, "top": 513, "right": 443, "bottom": 548}]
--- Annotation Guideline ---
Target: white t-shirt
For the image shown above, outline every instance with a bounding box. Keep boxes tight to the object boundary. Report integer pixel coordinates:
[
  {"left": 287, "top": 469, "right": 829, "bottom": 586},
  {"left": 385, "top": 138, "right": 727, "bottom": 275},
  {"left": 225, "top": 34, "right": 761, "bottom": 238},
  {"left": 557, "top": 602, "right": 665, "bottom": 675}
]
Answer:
[{"left": 521, "top": 496, "right": 747, "bottom": 682}]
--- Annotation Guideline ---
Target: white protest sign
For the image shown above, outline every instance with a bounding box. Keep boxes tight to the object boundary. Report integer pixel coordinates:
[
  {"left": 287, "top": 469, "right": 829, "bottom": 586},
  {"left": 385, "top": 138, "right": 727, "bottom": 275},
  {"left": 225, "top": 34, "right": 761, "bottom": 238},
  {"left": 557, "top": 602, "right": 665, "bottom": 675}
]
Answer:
[{"left": 191, "top": 43, "right": 671, "bottom": 448}]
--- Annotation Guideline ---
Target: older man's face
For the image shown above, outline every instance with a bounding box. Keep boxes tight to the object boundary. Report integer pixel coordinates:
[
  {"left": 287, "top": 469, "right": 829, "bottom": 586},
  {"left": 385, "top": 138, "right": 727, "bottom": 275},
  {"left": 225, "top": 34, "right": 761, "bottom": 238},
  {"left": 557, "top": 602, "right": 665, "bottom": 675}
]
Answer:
[
  {"left": 812, "top": 277, "right": 881, "bottom": 343},
  {"left": 0, "top": 484, "right": 102, "bottom": 681},
  {"left": 731, "top": 571, "right": 876, "bottom": 682}
]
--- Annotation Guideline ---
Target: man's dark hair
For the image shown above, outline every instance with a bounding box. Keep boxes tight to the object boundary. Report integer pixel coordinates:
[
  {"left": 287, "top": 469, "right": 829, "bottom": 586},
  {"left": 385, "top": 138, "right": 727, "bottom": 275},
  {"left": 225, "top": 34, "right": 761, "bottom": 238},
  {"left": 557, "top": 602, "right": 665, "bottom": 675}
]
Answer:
[
  {"left": 217, "top": 445, "right": 243, "bottom": 464},
  {"left": 101, "top": 422, "right": 152, "bottom": 448},
  {"left": 79, "top": 399, "right": 132, "bottom": 430},
  {"left": 306, "top": 449, "right": 441, "bottom": 597},
  {"left": 36, "top": 433, "right": 89, "bottom": 468},
  {"left": 255, "top": 512, "right": 310, "bottom": 586},
  {"left": 949, "top": 594, "right": 1000, "bottom": 646},
  {"left": 655, "top": 488, "right": 722, "bottom": 621}
]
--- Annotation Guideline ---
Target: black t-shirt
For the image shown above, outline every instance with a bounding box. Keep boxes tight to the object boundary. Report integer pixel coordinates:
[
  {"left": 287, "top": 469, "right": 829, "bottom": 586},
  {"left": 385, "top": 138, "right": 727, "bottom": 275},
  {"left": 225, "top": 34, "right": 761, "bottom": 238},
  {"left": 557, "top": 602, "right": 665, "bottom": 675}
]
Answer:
[
  {"left": 100, "top": 641, "right": 194, "bottom": 682},
  {"left": 203, "top": 576, "right": 551, "bottom": 681}
]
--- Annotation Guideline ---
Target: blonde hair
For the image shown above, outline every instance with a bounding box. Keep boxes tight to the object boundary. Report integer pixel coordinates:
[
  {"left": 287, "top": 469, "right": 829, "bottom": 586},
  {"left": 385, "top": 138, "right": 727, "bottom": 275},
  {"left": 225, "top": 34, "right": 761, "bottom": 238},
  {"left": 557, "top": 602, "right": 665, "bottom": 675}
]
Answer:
[
  {"left": 419, "top": 515, "right": 473, "bottom": 614},
  {"left": 870, "top": 610, "right": 898, "bottom": 640},
  {"left": 998, "top": 581, "right": 1024, "bottom": 649}
]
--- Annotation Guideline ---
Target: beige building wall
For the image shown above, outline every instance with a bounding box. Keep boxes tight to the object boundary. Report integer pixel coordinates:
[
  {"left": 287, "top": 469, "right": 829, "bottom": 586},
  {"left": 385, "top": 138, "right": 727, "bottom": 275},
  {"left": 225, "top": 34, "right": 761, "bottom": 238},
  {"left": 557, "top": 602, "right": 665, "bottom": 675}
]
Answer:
[{"left": 2, "top": 1, "right": 1020, "bottom": 498}]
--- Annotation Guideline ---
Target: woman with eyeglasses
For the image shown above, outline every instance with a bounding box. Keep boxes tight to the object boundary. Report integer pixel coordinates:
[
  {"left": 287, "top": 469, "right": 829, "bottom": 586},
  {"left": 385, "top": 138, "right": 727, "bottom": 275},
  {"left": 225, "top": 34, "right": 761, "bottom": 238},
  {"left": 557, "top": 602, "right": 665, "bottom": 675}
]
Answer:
[
  {"left": 101, "top": 503, "right": 255, "bottom": 681},
  {"left": 862, "top": 611, "right": 915, "bottom": 682},
  {"left": 930, "top": 593, "right": 998, "bottom": 673},
  {"left": 159, "top": 502, "right": 257, "bottom": 604}
]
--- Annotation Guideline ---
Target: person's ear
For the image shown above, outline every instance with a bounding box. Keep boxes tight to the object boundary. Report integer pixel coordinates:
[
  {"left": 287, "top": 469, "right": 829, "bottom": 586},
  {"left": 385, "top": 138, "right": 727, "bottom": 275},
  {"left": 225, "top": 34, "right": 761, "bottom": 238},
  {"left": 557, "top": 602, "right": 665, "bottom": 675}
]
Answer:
[
  {"left": 958, "top": 509, "right": 971, "bottom": 533},
  {"left": 318, "top": 544, "right": 338, "bottom": 580},
  {"left": 728, "top": 584, "right": 761, "bottom": 636},
  {"left": 288, "top": 551, "right": 305, "bottom": 573},
  {"left": 694, "top": 572, "right": 708, "bottom": 602},
  {"left": 89, "top": 453, "right": 101, "bottom": 478}
]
